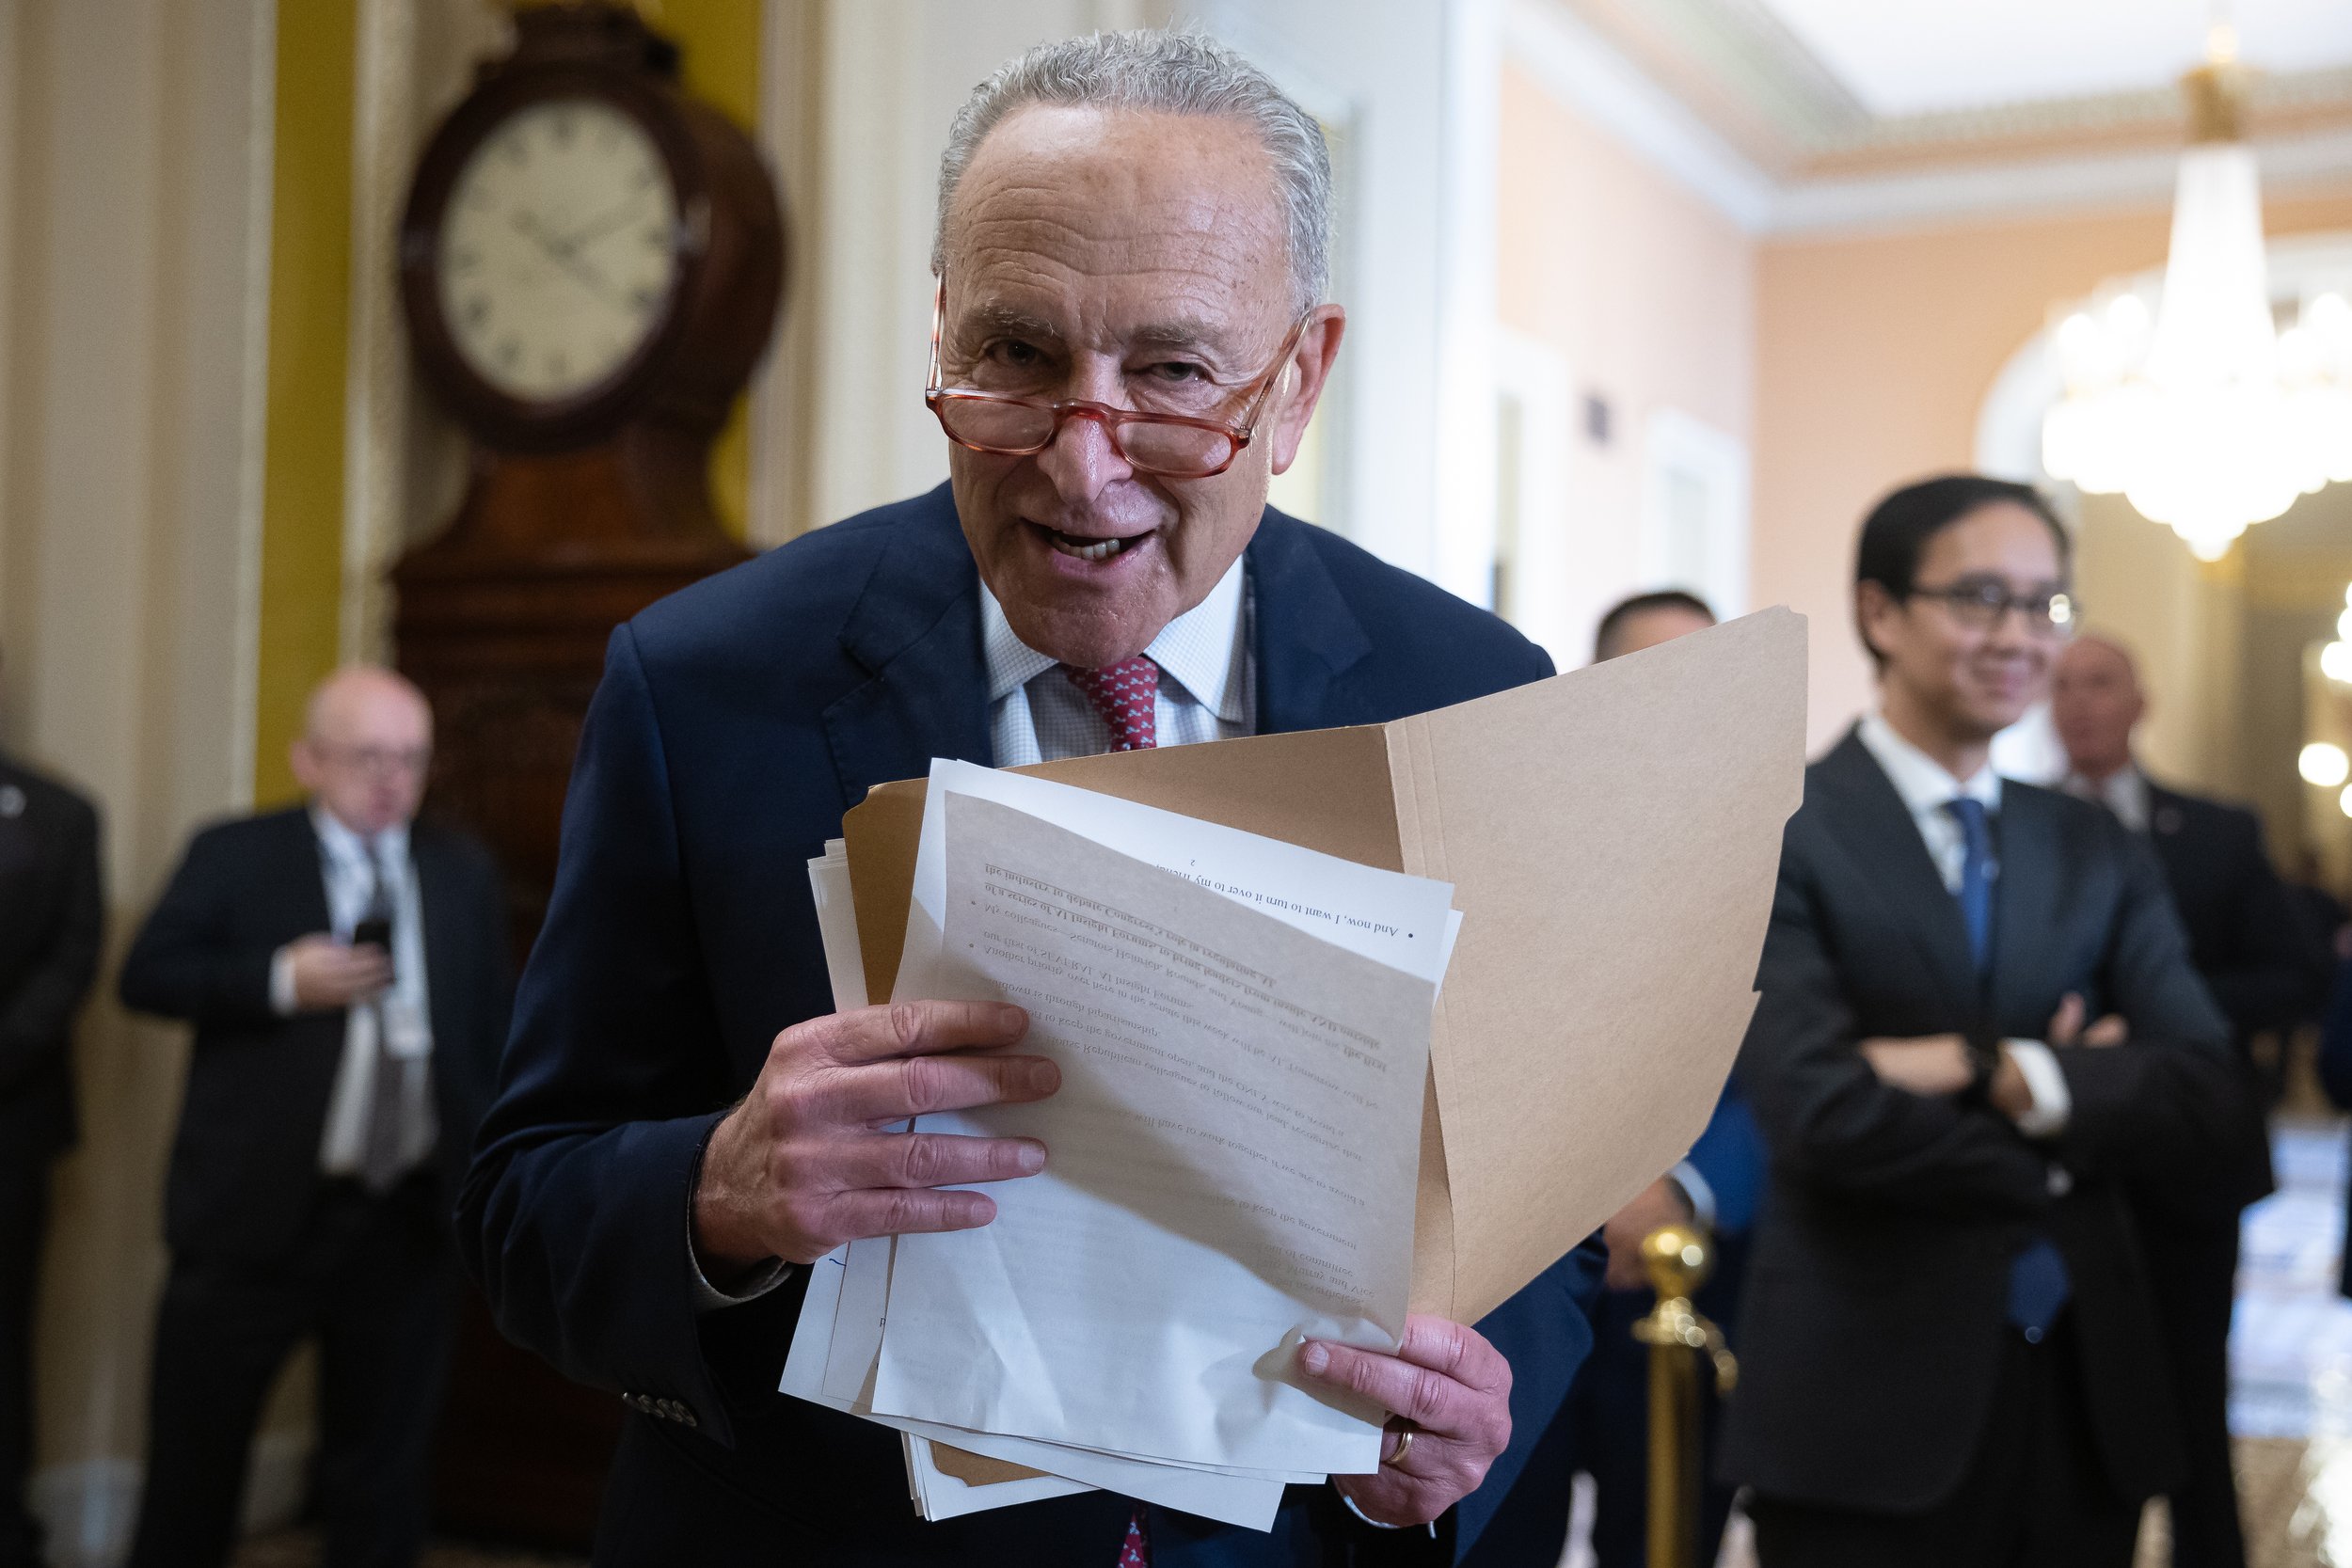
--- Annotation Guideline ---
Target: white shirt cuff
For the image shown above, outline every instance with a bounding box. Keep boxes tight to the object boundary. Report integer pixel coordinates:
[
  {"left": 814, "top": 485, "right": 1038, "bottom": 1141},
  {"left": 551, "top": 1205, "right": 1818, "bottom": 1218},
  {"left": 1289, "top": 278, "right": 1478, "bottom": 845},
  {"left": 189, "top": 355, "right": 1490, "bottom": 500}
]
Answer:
[
  {"left": 268, "top": 945, "right": 299, "bottom": 1016},
  {"left": 1337, "top": 1486, "right": 1437, "bottom": 1536},
  {"left": 2003, "top": 1039, "right": 2071, "bottom": 1138},
  {"left": 689, "top": 1242, "right": 795, "bottom": 1313},
  {"left": 1667, "top": 1161, "right": 1718, "bottom": 1231}
]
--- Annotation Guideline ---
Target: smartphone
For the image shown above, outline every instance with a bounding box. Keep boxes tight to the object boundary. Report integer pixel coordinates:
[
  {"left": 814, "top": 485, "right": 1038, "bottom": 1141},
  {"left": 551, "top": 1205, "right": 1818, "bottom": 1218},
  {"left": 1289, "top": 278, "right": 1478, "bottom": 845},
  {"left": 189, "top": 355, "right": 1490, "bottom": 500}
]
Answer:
[{"left": 352, "top": 915, "right": 395, "bottom": 981}]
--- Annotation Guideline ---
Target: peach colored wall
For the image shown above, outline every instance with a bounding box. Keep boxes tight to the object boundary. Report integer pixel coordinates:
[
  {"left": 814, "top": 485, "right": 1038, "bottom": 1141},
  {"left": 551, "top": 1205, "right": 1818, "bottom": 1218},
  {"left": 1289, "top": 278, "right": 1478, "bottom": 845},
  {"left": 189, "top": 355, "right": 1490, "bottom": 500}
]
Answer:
[
  {"left": 1497, "top": 61, "right": 1756, "bottom": 658},
  {"left": 1754, "top": 193, "right": 2352, "bottom": 751}
]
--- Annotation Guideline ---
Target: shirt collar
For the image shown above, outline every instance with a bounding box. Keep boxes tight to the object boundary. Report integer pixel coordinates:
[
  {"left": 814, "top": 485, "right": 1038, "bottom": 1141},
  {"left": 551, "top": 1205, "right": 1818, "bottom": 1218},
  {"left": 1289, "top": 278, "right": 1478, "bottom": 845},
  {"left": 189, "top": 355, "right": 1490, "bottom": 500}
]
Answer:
[
  {"left": 1857, "top": 713, "right": 2002, "bottom": 816},
  {"left": 2063, "top": 763, "right": 2149, "bottom": 832},
  {"left": 310, "top": 802, "right": 409, "bottom": 866},
  {"left": 978, "top": 555, "right": 1249, "bottom": 723}
]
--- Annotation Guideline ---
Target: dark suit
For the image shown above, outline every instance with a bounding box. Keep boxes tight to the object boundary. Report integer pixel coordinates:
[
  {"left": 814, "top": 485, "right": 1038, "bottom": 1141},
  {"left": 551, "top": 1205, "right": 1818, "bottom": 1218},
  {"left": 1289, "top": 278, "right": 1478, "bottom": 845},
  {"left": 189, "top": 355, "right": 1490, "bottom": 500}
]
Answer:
[
  {"left": 459, "top": 485, "right": 1607, "bottom": 1566},
  {"left": 1722, "top": 731, "right": 2241, "bottom": 1567},
  {"left": 2131, "top": 779, "right": 2319, "bottom": 1568},
  {"left": 0, "top": 754, "right": 103, "bottom": 1568},
  {"left": 119, "top": 808, "right": 511, "bottom": 1568}
]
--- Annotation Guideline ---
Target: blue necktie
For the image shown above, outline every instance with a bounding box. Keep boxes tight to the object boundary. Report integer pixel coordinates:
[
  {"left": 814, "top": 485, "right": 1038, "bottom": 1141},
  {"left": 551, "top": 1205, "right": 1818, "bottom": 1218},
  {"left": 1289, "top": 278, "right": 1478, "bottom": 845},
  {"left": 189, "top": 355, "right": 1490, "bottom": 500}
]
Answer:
[
  {"left": 1943, "top": 797, "right": 2071, "bottom": 1340},
  {"left": 1944, "top": 798, "right": 1994, "bottom": 970}
]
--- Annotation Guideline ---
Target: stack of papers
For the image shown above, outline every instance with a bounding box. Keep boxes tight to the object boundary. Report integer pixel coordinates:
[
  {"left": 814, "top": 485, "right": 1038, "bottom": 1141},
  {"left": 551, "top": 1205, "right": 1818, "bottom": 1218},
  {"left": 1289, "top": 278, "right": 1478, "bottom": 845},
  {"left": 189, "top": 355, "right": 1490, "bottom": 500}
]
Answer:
[
  {"left": 784, "top": 760, "right": 1464, "bottom": 1527},
  {"left": 778, "top": 609, "right": 1813, "bottom": 1528}
]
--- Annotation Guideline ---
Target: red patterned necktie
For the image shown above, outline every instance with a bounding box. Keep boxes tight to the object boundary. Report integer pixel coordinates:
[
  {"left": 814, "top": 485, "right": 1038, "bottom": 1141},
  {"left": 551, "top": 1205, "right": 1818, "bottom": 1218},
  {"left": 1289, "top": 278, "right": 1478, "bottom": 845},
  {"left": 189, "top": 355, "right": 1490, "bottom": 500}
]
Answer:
[
  {"left": 1070, "top": 656, "right": 1159, "bottom": 1565},
  {"left": 1118, "top": 1507, "right": 1151, "bottom": 1567},
  {"left": 1070, "top": 658, "right": 1158, "bottom": 1562},
  {"left": 1064, "top": 656, "right": 1160, "bottom": 752}
]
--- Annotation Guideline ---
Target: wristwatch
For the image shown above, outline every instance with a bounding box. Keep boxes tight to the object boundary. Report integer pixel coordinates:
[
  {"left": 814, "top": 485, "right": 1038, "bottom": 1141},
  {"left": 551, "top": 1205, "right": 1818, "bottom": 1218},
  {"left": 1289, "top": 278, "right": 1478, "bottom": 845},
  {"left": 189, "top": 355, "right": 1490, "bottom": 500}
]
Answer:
[{"left": 1958, "top": 1035, "right": 2003, "bottom": 1108}]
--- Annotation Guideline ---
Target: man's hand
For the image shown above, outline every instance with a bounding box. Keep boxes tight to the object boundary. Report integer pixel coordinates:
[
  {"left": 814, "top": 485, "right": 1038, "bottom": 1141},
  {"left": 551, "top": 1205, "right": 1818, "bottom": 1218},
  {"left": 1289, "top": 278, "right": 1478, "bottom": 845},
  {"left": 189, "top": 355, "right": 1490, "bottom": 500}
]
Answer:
[
  {"left": 286, "top": 933, "right": 391, "bottom": 1010},
  {"left": 1601, "top": 1177, "right": 1692, "bottom": 1291},
  {"left": 2047, "top": 991, "right": 2127, "bottom": 1049},
  {"left": 1858, "top": 1033, "right": 1971, "bottom": 1096},
  {"left": 1300, "top": 1315, "right": 1513, "bottom": 1528},
  {"left": 691, "top": 1001, "right": 1059, "bottom": 1275}
]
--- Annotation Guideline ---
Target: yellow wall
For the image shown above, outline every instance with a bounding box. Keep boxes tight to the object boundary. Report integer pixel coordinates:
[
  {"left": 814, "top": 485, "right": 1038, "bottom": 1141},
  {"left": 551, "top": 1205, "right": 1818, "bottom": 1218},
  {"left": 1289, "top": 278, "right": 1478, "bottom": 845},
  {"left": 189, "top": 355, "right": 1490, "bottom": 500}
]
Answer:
[
  {"left": 660, "top": 0, "right": 764, "bottom": 537},
  {"left": 1752, "top": 193, "right": 2352, "bottom": 752},
  {"left": 253, "top": 0, "right": 358, "bottom": 805}
]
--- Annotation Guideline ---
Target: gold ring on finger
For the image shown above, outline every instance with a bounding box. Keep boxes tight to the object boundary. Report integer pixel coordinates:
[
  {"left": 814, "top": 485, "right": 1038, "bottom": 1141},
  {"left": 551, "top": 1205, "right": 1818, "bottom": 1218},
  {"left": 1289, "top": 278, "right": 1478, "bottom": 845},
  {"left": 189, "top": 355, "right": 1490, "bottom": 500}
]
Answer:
[{"left": 1383, "top": 1422, "right": 1417, "bottom": 1468}]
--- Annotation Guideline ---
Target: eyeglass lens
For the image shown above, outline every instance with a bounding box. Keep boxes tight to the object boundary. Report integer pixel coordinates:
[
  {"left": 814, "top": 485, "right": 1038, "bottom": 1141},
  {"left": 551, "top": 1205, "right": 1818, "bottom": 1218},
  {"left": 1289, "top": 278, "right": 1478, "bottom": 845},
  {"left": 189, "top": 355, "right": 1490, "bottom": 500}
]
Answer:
[
  {"left": 1925, "top": 581, "right": 2074, "bottom": 631},
  {"left": 935, "top": 397, "right": 1238, "bottom": 477}
]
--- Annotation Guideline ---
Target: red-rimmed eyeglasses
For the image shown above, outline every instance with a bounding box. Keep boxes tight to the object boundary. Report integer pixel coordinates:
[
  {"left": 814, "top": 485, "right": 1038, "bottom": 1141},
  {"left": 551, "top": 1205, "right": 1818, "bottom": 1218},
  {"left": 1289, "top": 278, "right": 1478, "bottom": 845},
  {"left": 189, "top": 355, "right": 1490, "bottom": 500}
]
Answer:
[{"left": 923, "top": 278, "right": 1311, "bottom": 480}]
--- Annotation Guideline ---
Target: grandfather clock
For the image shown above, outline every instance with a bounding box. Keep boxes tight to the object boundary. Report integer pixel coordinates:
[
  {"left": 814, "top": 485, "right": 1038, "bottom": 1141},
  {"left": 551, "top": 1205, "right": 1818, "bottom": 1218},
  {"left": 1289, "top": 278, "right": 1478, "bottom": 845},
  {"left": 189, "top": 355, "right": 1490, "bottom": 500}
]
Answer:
[{"left": 390, "top": 3, "right": 783, "bottom": 1543}]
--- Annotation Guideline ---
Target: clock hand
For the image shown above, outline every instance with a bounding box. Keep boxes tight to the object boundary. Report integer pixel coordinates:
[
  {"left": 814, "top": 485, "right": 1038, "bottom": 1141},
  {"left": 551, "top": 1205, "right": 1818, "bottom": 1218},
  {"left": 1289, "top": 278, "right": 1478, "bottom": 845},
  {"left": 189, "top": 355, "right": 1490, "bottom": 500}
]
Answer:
[
  {"left": 512, "top": 210, "right": 625, "bottom": 307},
  {"left": 555, "top": 198, "right": 660, "bottom": 257}
]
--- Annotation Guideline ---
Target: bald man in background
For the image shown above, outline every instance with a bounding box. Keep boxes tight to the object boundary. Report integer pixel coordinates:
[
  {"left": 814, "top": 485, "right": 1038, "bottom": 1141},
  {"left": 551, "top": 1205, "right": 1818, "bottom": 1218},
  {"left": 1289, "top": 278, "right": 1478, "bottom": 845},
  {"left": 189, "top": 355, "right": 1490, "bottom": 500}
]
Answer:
[
  {"left": 119, "top": 669, "right": 511, "bottom": 1568},
  {"left": 2053, "top": 634, "right": 2321, "bottom": 1568}
]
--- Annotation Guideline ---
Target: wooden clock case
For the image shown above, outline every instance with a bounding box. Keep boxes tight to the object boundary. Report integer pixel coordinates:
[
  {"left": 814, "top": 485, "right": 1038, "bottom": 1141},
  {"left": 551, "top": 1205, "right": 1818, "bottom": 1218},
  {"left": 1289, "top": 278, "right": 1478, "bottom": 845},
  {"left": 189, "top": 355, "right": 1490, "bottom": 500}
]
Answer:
[{"left": 388, "top": 4, "right": 784, "bottom": 1543}]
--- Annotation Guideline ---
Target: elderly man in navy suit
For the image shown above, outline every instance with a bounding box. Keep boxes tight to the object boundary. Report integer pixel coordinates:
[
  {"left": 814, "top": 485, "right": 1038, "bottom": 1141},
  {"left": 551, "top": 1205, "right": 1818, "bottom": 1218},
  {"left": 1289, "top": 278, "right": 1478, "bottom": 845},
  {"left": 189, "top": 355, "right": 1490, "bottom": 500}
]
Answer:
[{"left": 461, "top": 29, "right": 1603, "bottom": 1568}]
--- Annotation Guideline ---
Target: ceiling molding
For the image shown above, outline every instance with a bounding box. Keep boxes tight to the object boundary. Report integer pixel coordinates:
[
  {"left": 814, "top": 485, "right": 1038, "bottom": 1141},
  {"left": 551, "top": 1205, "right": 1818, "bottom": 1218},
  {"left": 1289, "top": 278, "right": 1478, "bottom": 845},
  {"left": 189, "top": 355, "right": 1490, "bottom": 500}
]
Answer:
[
  {"left": 1772, "top": 123, "right": 2352, "bottom": 237},
  {"left": 1502, "top": 0, "right": 1779, "bottom": 228},
  {"left": 1507, "top": 0, "right": 2352, "bottom": 239}
]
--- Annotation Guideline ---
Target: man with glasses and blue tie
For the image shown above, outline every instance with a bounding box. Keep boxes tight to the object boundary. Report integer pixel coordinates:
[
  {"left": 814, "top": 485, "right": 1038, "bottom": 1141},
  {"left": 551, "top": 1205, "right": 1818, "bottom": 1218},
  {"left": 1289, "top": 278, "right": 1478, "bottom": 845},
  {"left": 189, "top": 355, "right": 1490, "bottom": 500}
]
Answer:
[
  {"left": 460, "top": 28, "right": 1604, "bottom": 1568},
  {"left": 119, "top": 667, "right": 510, "bottom": 1568},
  {"left": 1720, "top": 475, "right": 2246, "bottom": 1567}
]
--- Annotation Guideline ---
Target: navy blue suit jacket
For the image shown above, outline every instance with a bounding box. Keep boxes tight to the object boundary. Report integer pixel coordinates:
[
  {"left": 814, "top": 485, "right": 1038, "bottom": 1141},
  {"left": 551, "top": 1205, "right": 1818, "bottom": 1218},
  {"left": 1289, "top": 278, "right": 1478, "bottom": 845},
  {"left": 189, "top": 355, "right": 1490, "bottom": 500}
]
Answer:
[{"left": 459, "top": 486, "right": 1605, "bottom": 1566}]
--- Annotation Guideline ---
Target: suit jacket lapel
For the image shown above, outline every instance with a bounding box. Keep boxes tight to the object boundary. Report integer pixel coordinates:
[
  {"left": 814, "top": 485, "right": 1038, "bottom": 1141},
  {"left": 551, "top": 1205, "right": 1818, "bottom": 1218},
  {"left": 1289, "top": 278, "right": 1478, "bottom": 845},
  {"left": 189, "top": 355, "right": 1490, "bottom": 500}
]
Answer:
[
  {"left": 1989, "top": 785, "right": 2060, "bottom": 1019},
  {"left": 822, "top": 485, "right": 993, "bottom": 802},
  {"left": 1245, "top": 508, "right": 1374, "bottom": 735},
  {"left": 1815, "top": 729, "right": 1984, "bottom": 1020},
  {"left": 286, "top": 809, "right": 334, "bottom": 940}
]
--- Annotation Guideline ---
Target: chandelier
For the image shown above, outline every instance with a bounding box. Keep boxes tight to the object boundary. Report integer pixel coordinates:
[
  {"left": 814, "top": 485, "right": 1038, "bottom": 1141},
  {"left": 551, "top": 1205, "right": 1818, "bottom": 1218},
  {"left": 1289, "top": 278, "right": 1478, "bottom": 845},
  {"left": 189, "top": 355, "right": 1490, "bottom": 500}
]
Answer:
[{"left": 2041, "top": 23, "right": 2352, "bottom": 562}]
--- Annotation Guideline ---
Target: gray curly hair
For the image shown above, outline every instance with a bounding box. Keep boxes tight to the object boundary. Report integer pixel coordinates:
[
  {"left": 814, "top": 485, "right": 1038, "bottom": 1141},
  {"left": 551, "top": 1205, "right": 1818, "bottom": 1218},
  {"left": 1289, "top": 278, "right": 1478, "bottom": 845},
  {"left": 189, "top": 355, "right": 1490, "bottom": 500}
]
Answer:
[{"left": 931, "top": 29, "right": 1333, "bottom": 315}]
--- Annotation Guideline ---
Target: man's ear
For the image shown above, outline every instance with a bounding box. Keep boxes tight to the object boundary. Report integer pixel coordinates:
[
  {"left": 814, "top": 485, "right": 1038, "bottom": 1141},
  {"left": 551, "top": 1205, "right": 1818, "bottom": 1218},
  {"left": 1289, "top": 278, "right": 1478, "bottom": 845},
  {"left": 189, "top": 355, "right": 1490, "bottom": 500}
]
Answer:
[
  {"left": 1268, "top": 306, "right": 1346, "bottom": 474},
  {"left": 1854, "top": 580, "right": 1899, "bottom": 667},
  {"left": 289, "top": 738, "right": 320, "bottom": 796}
]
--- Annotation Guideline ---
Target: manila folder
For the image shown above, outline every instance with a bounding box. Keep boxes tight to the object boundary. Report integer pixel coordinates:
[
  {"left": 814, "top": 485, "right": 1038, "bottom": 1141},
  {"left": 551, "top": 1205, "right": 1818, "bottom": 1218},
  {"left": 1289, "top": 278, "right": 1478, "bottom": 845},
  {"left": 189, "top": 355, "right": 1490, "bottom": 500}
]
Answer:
[{"left": 844, "top": 608, "right": 1806, "bottom": 1324}]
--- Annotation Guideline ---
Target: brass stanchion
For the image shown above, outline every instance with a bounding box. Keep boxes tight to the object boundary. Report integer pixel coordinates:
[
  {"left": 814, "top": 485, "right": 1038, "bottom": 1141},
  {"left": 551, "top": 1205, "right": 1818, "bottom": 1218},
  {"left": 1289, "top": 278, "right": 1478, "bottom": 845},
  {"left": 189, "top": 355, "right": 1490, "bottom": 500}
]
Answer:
[{"left": 1632, "top": 1224, "right": 1739, "bottom": 1568}]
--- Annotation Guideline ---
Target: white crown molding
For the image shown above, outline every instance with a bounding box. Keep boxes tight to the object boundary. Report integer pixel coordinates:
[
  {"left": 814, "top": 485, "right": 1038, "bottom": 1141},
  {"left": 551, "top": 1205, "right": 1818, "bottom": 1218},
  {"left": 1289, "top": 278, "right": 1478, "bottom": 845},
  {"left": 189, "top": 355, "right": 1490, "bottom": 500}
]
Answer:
[
  {"left": 1508, "top": 0, "right": 2352, "bottom": 240},
  {"left": 1504, "top": 0, "right": 1780, "bottom": 230},
  {"left": 1771, "top": 124, "right": 2352, "bottom": 238}
]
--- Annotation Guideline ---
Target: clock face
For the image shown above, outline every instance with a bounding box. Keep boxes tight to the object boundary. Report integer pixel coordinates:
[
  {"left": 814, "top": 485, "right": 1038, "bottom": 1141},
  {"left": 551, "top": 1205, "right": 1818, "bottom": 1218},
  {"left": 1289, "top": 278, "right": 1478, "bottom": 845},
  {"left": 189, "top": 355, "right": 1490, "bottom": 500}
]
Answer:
[{"left": 437, "top": 98, "right": 682, "bottom": 404}]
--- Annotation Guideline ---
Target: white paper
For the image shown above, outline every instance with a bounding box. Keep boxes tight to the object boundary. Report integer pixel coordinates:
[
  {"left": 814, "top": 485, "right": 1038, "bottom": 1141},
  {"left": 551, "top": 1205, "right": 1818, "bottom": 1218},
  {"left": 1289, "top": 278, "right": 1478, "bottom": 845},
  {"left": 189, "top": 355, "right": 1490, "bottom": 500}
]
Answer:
[
  {"left": 783, "top": 1240, "right": 1282, "bottom": 1527},
  {"left": 809, "top": 841, "right": 870, "bottom": 1013},
  {"left": 895, "top": 760, "right": 1459, "bottom": 994},
  {"left": 871, "top": 784, "right": 1444, "bottom": 1475}
]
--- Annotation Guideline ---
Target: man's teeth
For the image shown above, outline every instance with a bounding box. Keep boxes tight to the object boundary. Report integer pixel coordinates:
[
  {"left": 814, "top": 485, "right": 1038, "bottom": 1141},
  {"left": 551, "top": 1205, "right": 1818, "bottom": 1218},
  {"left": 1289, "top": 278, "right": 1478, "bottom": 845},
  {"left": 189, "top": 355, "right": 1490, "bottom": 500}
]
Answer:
[{"left": 1051, "top": 532, "right": 1131, "bottom": 562}]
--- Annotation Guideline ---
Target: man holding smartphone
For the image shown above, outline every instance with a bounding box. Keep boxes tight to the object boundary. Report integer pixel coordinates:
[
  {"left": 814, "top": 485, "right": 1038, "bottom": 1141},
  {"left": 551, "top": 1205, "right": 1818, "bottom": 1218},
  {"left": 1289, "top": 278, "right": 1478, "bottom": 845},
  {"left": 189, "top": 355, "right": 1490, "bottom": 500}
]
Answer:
[{"left": 118, "top": 667, "right": 511, "bottom": 1568}]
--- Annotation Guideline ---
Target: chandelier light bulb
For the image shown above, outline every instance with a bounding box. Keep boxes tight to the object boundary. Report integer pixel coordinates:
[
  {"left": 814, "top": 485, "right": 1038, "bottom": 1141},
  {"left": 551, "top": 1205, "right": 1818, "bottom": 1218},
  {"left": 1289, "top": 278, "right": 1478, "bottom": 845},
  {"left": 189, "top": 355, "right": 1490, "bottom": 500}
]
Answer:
[
  {"left": 2343, "top": 784, "right": 2352, "bottom": 820},
  {"left": 2302, "top": 742, "right": 2352, "bottom": 788},
  {"left": 2325, "top": 641, "right": 2352, "bottom": 685},
  {"left": 2339, "top": 608, "right": 2352, "bottom": 642}
]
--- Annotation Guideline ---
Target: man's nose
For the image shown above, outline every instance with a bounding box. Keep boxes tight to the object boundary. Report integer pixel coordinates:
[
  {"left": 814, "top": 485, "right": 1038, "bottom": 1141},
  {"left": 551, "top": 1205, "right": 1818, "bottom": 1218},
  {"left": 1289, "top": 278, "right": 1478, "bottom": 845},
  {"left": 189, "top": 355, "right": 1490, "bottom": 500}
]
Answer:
[{"left": 1033, "top": 406, "right": 1135, "bottom": 501}]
